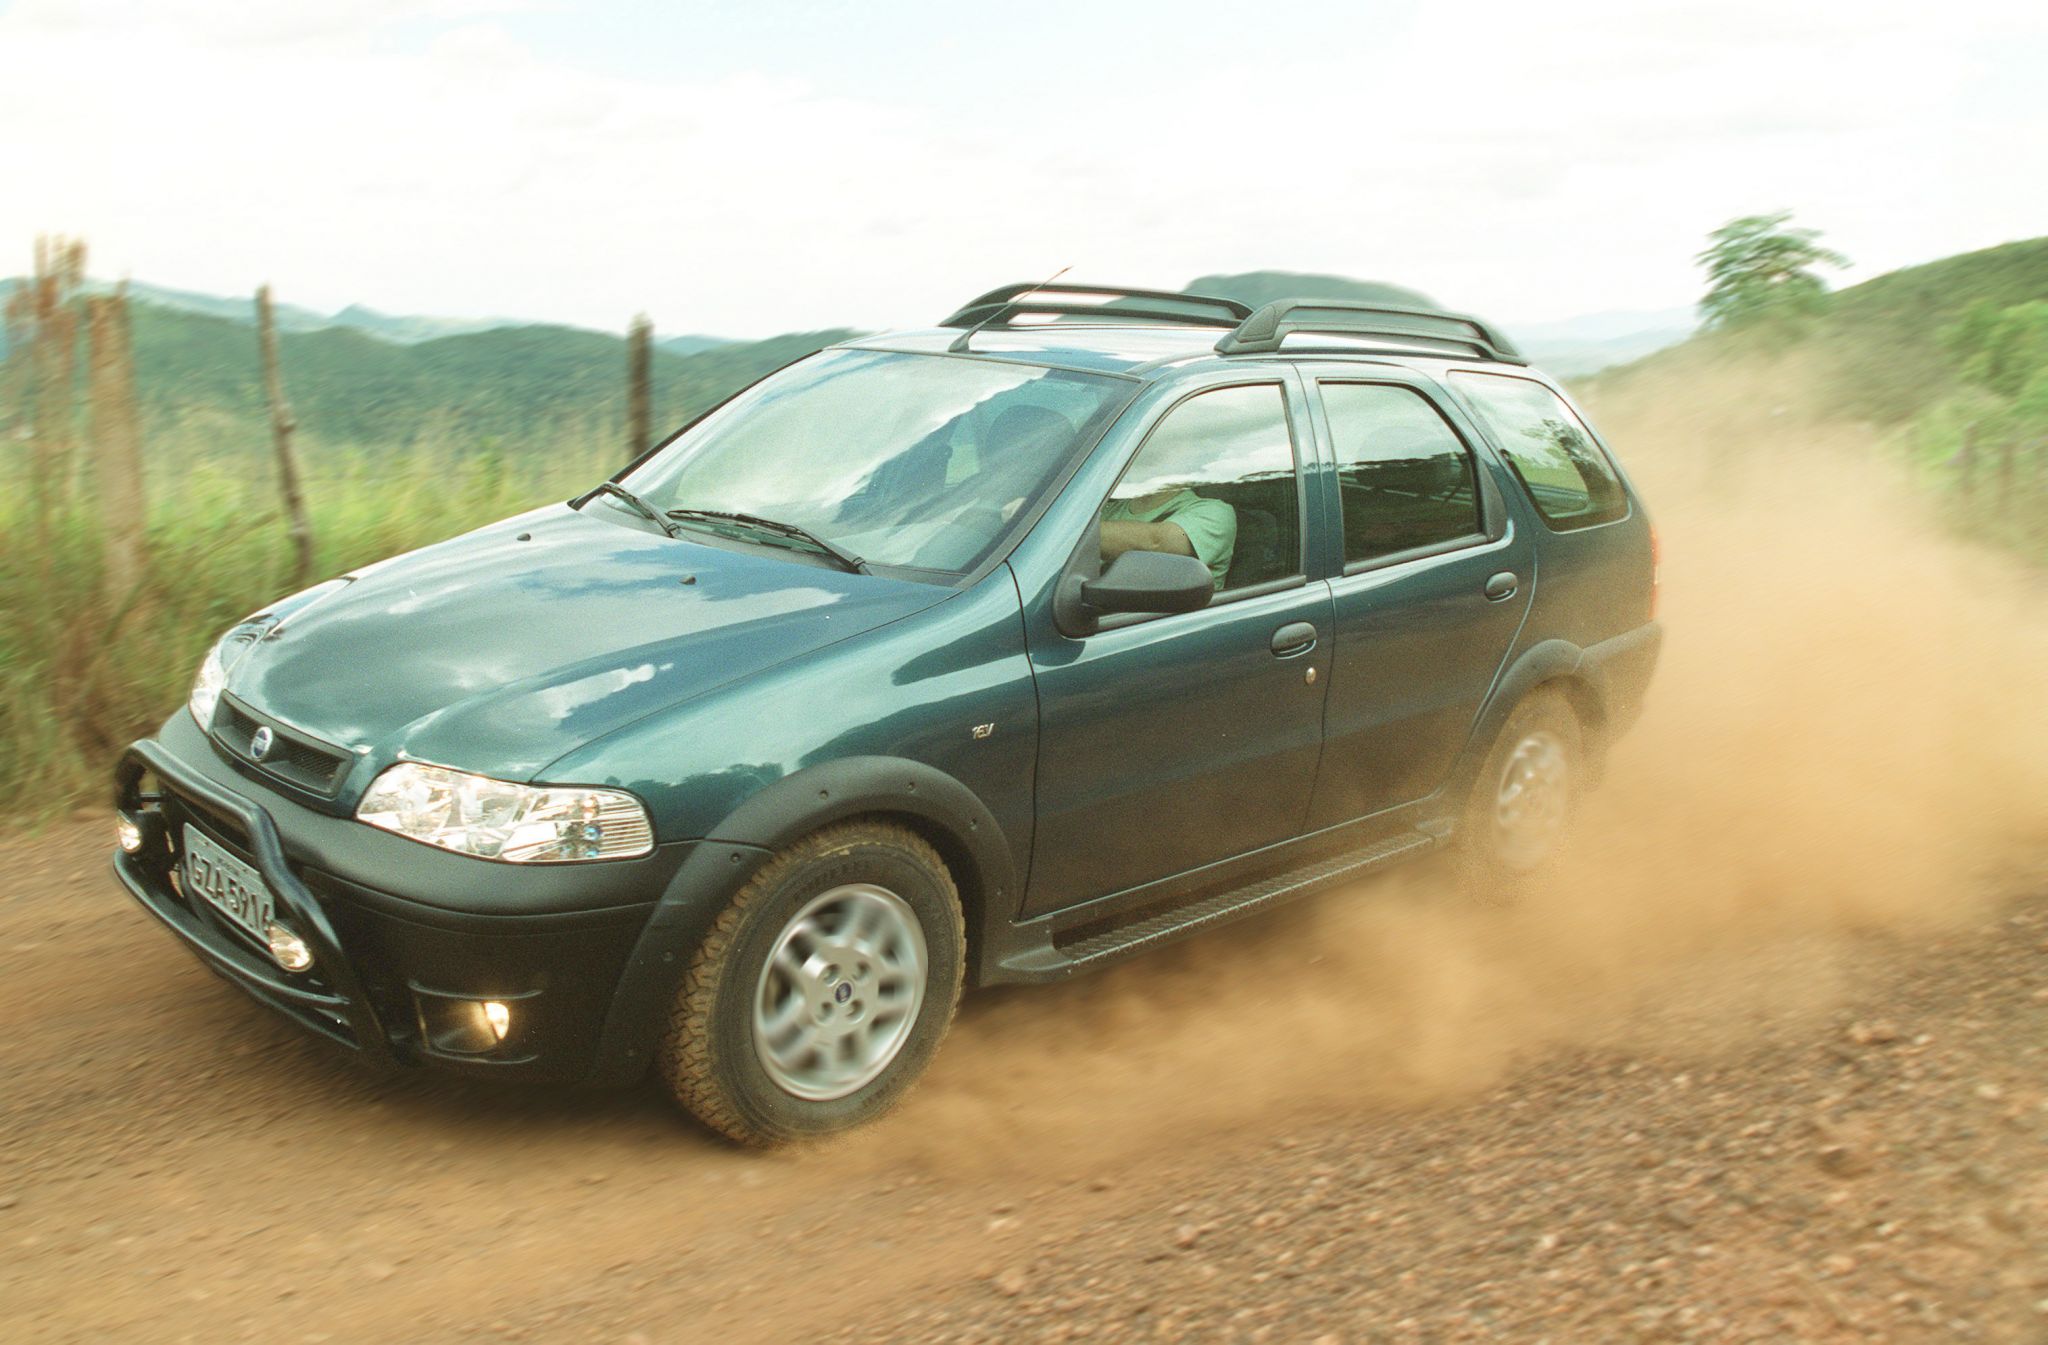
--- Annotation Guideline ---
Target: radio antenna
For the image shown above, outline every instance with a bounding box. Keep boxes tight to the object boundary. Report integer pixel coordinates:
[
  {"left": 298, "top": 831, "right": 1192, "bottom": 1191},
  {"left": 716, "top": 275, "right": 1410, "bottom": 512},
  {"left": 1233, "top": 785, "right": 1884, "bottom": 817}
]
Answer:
[{"left": 948, "top": 265, "right": 1071, "bottom": 353}]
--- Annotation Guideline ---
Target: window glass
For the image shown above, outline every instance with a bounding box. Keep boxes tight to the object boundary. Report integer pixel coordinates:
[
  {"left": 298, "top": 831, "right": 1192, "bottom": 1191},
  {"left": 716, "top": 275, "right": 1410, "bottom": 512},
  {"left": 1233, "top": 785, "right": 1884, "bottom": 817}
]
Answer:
[
  {"left": 1320, "top": 383, "right": 1483, "bottom": 565},
  {"left": 621, "top": 349, "right": 1130, "bottom": 573},
  {"left": 1103, "top": 383, "right": 1300, "bottom": 592},
  {"left": 1450, "top": 372, "right": 1628, "bottom": 530}
]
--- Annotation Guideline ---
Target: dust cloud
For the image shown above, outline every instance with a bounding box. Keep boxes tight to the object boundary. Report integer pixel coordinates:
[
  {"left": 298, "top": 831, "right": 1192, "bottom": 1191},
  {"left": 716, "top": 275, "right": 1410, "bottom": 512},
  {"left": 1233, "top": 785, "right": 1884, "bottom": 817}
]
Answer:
[{"left": 873, "top": 350, "right": 2048, "bottom": 1171}]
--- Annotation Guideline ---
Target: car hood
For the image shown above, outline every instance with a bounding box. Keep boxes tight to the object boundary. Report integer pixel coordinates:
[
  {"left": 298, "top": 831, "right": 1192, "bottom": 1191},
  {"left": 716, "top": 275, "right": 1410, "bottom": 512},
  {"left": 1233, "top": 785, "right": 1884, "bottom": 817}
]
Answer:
[{"left": 224, "top": 505, "right": 949, "bottom": 782}]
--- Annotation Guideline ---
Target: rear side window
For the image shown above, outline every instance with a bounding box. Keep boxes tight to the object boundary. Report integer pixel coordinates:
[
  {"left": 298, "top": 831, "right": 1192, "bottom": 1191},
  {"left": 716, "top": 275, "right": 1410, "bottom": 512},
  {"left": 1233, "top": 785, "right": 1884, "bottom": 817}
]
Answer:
[
  {"left": 1451, "top": 372, "right": 1628, "bottom": 530},
  {"left": 1319, "top": 383, "right": 1483, "bottom": 565}
]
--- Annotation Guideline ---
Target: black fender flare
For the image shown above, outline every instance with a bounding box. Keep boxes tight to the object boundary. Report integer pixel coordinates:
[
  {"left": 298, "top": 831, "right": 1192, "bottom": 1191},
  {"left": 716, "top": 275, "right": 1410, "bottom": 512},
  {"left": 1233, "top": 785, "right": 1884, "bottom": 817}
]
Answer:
[
  {"left": 581, "top": 756, "right": 1016, "bottom": 1086},
  {"left": 704, "top": 756, "right": 1016, "bottom": 900},
  {"left": 1452, "top": 639, "right": 1601, "bottom": 800}
]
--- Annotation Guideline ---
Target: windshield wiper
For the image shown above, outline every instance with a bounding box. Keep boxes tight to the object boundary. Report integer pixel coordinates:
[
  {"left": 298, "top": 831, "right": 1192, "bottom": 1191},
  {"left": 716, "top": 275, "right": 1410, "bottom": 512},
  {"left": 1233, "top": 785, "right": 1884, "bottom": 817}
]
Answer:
[
  {"left": 666, "top": 508, "right": 869, "bottom": 574},
  {"left": 588, "top": 481, "right": 678, "bottom": 537}
]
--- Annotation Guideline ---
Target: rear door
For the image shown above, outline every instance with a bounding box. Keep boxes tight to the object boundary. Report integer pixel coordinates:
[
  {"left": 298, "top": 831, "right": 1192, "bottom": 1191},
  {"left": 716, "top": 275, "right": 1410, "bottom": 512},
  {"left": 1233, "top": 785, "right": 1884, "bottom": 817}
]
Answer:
[
  {"left": 1444, "top": 370, "right": 1650, "bottom": 650},
  {"left": 1302, "top": 373, "right": 1535, "bottom": 828}
]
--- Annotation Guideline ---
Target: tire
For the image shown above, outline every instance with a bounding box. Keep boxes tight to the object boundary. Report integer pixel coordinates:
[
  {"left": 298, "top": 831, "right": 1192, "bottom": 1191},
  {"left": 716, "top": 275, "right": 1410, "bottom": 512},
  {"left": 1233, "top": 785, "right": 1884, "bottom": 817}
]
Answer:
[
  {"left": 657, "top": 820, "right": 965, "bottom": 1146},
  {"left": 1459, "top": 687, "right": 1584, "bottom": 891}
]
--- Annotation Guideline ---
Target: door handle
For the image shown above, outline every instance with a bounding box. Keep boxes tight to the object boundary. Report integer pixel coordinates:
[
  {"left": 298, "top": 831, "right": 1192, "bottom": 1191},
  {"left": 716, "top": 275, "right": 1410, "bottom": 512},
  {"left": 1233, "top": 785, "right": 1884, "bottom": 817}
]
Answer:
[
  {"left": 1270, "top": 621, "right": 1318, "bottom": 657},
  {"left": 1483, "top": 571, "right": 1519, "bottom": 602}
]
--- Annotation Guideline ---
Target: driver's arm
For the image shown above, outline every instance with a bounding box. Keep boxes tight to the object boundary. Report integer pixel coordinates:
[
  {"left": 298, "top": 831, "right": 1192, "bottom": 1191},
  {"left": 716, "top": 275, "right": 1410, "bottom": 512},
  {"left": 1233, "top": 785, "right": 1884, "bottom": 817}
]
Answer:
[{"left": 1100, "top": 519, "right": 1195, "bottom": 563}]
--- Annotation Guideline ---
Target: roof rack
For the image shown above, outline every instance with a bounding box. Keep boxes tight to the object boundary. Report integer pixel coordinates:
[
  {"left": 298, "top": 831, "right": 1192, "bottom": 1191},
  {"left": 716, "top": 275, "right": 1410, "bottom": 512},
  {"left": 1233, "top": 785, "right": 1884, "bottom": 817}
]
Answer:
[
  {"left": 1215, "top": 300, "right": 1525, "bottom": 365},
  {"left": 941, "top": 283, "right": 1253, "bottom": 352}
]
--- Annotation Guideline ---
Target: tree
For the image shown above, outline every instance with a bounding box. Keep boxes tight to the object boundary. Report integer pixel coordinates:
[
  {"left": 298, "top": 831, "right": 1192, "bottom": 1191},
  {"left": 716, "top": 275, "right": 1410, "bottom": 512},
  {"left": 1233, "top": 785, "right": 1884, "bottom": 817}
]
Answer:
[{"left": 1696, "top": 211, "right": 1849, "bottom": 331}]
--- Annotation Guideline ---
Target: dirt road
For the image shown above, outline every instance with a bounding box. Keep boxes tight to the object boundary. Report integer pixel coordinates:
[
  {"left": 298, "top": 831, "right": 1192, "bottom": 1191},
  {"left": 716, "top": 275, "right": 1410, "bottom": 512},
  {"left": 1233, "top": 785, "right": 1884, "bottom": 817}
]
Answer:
[
  {"left": 7, "top": 365, "right": 2048, "bottom": 1342},
  {"left": 2, "top": 820, "right": 2045, "bottom": 1344}
]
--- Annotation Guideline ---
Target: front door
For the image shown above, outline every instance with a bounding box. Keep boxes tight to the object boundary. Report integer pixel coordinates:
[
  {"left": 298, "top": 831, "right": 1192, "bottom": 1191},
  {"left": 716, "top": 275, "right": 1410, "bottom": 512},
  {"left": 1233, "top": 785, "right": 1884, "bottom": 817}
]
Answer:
[
  {"left": 1022, "top": 379, "right": 1332, "bottom": 916},
  {"left": 1302, "top": 377, "right": 1535, "bottom": 827}
]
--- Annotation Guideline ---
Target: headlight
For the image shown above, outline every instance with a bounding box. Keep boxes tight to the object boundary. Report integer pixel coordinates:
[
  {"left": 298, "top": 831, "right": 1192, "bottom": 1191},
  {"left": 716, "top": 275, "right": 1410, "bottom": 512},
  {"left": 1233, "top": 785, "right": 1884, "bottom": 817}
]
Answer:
[
  {"left": 189, "top": 638, "right": 231, "bottom": 729},
  {"left": 356, "top": 762, "right": 654, "bottom": 863}
]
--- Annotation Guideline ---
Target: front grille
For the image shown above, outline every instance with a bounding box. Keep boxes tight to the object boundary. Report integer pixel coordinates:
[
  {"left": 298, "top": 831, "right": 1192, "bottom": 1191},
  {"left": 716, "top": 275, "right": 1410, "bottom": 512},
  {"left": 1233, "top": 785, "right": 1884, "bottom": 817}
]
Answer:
[{"left": 213, "top": 698, "right": 352, "bottom": 797}]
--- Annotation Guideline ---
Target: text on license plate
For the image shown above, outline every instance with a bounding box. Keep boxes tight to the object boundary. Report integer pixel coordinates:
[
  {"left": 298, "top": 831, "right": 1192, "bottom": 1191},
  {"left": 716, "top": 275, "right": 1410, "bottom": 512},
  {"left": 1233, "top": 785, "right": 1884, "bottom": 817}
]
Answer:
[{"left": 182, "top": 824, "right": 275, "bottom": 939}]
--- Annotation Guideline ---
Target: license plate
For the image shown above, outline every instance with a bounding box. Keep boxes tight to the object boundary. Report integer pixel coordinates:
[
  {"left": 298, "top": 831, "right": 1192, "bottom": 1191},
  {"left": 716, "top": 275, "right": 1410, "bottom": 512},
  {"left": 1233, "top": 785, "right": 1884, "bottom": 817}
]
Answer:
[{"left": 183, "top": 824, "right": 275, "bottom": 941}]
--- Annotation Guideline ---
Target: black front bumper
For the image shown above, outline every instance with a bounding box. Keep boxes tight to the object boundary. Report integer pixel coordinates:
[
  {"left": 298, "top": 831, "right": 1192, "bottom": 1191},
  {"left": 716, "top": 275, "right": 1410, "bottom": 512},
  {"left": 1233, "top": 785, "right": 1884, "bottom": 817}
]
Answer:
[{"left": 113, "top": 713, "right": 691, "bottom": 1083}]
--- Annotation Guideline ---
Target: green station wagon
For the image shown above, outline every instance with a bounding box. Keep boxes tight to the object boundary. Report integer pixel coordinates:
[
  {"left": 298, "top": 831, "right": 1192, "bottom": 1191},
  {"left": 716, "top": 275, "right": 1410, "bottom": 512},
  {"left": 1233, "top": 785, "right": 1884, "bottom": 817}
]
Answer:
[{"left": 114, "top": 284, "right": 1661, "bottom": 1144}]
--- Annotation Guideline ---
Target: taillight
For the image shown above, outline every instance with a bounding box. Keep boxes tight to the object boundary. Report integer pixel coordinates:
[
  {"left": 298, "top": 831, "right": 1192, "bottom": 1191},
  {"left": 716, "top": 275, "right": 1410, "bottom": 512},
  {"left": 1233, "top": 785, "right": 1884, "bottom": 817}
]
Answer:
[{"left": 1648, "top": 524, "right": 1662, "bottom": 621}]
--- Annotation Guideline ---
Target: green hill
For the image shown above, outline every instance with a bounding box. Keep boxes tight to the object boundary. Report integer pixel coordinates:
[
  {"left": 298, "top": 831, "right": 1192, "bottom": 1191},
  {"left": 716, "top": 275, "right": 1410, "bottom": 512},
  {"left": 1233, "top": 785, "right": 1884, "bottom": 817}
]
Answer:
[
  {"left": 23, "top": 242, "right": 2042, "bottom": 469},
  {"left": 1593, "top": 235, "right": 2048, "bottom": 422},
  {"left": 114, "top": 305, "right": 857, "bottom": 456},
  {"left": 1814, "top": 237, "right": 2048, "bottom": 421}
]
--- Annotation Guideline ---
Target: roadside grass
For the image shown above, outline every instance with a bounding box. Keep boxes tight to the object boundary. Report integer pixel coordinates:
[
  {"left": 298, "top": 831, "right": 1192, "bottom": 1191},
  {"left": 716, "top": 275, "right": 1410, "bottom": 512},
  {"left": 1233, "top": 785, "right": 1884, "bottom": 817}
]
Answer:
[
  {"left": 1891, "top": 411, "right": 2048, "bottom": 568},
  {"left": 0, "top": 433, "right": 616, "bottom": 823}
]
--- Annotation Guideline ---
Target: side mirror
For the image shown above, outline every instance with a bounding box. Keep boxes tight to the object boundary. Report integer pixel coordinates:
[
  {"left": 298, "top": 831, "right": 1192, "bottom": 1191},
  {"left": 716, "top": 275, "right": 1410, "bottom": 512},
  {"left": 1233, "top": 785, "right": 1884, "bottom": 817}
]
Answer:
[{"left": 1080, "top": 550, "right": 1215, "bottom": 615}]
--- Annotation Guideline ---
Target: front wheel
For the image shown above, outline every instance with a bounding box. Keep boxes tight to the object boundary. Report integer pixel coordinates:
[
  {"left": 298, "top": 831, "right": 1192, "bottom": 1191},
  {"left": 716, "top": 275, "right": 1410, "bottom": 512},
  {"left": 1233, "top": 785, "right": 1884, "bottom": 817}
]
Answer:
[
  {"left": 657, "top": 821, "right": 965, "bottom": 1146},
  {"left": 1460, "top": 688, "right": 1583, "bottom": 886}
]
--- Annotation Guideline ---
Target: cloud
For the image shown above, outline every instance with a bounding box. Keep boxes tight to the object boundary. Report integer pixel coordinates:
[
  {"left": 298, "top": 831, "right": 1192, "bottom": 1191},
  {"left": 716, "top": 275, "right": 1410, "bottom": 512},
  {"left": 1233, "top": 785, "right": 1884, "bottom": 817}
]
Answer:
[{"left": 1, "top": 0, "right": 2041, "bottom": 333}]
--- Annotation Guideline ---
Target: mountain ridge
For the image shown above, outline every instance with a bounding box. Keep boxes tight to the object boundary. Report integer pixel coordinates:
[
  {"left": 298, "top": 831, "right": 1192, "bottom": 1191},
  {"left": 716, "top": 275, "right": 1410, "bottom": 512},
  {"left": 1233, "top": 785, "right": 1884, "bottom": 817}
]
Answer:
[{"left": 0, "top": 276, "right": 728, "bottom": 352}]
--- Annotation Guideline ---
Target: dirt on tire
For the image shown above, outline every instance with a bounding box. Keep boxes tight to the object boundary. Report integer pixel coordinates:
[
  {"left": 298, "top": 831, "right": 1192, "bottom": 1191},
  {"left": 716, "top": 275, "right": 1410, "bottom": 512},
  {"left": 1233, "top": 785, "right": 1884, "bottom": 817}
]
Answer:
[{"left": 656, "top": 820, "right": 965, "bottom": 1146}]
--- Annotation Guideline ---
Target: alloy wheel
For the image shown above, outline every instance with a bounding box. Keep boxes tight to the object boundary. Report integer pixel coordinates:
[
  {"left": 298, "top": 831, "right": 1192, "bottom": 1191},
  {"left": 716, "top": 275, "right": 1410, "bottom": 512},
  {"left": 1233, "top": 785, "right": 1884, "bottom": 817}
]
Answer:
[{"left": 751, "top": 883, "right": 928, "bottom": 1101}]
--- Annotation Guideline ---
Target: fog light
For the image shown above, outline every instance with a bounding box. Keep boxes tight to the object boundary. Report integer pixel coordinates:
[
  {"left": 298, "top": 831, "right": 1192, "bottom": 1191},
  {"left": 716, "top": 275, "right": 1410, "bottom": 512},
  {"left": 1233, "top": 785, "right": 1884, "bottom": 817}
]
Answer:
[
  {"left": 415, "top": 991, "right": 526, "bottom": 1055},
  {"left": 264, "top": 922, "right": 313, "bottom": 972},
  {"left": 117, "top": 816, "right": 143, "bottom": 853}
]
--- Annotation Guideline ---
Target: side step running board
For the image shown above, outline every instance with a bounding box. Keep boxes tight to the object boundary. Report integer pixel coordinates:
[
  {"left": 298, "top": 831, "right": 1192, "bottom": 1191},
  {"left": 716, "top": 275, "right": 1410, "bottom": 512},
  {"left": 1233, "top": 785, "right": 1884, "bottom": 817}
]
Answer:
[{"left": 1002, "top": 830, "right": 1441, "bottom": 980}]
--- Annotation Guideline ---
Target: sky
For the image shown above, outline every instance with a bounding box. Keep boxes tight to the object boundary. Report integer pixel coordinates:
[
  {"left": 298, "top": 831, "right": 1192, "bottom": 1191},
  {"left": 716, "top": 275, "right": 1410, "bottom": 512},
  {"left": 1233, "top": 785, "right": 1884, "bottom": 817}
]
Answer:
[{"left": 3, "top": 0, "right": 2045, "bottom": 338}]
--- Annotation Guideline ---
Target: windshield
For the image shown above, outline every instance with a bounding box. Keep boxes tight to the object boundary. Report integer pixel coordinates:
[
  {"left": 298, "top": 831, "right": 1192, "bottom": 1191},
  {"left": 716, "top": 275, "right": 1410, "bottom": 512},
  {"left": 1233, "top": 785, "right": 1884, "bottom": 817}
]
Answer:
[{"left": 614, "top": 349, "right": 1132, "bottom": 573}]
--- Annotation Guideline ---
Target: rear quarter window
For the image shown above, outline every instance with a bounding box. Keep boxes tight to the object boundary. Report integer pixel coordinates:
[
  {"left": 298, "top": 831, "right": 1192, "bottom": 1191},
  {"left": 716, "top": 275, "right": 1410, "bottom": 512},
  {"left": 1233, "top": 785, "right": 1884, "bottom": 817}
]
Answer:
[{"left": 1450, "top": 372, "right": 1628, "bottom": 531}]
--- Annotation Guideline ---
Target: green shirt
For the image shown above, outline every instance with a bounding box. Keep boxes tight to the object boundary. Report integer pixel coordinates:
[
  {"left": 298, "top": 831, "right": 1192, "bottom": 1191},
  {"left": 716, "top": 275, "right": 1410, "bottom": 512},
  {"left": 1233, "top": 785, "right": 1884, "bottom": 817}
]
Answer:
[{"left": 1104, "top": 489, "right": 1237, "bottom": 588}]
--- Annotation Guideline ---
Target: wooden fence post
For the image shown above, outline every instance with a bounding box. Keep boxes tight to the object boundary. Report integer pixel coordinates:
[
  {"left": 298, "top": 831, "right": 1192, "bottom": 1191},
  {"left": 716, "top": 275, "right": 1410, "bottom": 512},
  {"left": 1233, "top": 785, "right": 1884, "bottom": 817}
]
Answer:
[
  {"left": 627, "top": 313, "right": 653, "bottom": 459},
  {"left": 5, "top": 236, "right": 86, "bottom": 559},
  {"left": 256, "top": 285, "right": 314, "bottom": 585},
  {"left": 85, "top": 286, "right": 148, "bottom": 600}
]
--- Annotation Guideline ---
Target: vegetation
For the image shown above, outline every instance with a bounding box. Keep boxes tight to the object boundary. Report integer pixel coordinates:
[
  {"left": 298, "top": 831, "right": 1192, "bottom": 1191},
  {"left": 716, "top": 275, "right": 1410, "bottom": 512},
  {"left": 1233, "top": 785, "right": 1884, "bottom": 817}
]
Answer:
[
  {"left": 108, "top": 304, "right": 853, "bottom": 454},
  {"left": 1593, "top": 227, "right": 2048, "bottom": 563},
  {"left": 0, "top": 431, "right": 619, "bottom": 819},
  {"left": 1695, "top": 211, "right": 1848, "bottom": 332},
  {"left": 0, "top": 259, "right": 844, "bottom": 821},
  {"left": 1809, "top": 237, "right": 2048, "bottom": 424},
  {"left": 1601, "top": 232, "right": 2048, "bottom": 422}
]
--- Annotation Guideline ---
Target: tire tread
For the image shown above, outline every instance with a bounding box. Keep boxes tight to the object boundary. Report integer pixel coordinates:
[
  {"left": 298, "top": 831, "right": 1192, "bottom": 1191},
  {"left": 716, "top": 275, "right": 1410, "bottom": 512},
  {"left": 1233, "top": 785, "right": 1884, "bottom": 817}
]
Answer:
[{"left": 656, "top": 820, "right": 963, "bottom": 1146}]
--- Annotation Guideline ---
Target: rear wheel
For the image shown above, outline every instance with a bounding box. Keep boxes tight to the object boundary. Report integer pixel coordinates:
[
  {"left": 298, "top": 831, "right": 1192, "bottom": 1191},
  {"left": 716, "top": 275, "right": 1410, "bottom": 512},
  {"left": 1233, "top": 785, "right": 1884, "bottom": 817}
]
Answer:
[
  {"left": 1461, "top": 688, "right": 1583, "bottom": 886},
  {"left": 657, "top": 821, "right": 965, "bottom": 1146}
]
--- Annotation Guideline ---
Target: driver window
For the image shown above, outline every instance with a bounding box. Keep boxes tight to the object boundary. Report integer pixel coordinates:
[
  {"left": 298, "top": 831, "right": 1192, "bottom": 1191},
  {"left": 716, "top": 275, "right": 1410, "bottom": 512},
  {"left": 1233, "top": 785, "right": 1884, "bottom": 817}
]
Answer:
[{"left": 1101, "top": 383, "right": 1300, "bottom": 593}]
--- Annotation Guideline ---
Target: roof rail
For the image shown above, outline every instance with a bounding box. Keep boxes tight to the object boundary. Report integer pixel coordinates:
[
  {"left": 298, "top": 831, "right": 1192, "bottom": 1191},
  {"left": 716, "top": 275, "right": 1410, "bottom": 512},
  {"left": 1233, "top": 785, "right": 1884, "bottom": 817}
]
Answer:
[
  {"left": 1215, "top": 300, "right": 1525, "bottom": 364},
  {"left": 941, "top": 283, "right": 1253, "bottom": 351}
]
